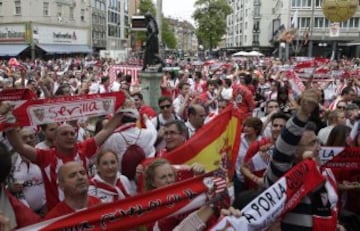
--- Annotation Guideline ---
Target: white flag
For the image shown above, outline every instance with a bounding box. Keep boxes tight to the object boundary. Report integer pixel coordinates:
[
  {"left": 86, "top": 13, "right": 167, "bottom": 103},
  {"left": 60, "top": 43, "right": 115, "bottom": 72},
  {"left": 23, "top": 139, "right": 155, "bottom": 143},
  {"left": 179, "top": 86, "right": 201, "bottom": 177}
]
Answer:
[{"left": 291, "top": 10, "right": 298, "bottom": 28}]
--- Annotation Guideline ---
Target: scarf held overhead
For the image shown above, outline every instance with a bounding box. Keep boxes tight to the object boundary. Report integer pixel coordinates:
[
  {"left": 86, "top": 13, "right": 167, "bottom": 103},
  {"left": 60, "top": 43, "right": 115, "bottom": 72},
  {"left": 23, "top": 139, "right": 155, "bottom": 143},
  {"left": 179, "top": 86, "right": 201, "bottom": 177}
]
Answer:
[{"left": 0, "top": 91, "right": 126, "bottom": 131}]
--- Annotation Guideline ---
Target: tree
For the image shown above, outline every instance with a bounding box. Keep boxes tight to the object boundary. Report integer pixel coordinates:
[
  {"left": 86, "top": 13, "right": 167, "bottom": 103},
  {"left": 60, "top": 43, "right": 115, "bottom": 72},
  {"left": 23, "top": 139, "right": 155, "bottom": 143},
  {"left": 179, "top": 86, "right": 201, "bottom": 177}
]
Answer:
[
  {"left": 162, "top": 18, "right": 176, "bottom": 49},
  {"left": 136, "top": 0, "right": 176, "bottom": 50},
  {"left": 193, "top": 0, "right": 232, "bottom": 50},
  {"left": 138, "top": 0, "right": 156, "bottom": 16}
]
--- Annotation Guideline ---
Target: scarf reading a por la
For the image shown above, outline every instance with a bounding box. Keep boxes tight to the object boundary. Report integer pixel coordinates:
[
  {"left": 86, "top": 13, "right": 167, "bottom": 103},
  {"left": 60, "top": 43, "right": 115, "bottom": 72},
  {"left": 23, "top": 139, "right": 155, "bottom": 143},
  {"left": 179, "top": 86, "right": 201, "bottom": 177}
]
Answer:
[
  {"left": 0, "top": 91, "right": 126, "bottom": 131},
  {"left": 17, "top": 170, "right": 226, "bottom": 231},
  {"left": 210, "top": 159, "right": 325, "bottom": 231}
]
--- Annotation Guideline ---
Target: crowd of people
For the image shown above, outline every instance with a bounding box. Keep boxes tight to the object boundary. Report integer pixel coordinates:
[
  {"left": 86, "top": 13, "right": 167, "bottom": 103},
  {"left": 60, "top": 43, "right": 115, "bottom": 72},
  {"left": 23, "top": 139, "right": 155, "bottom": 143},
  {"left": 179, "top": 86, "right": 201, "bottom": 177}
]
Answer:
[{"left": 0, "top": 54, "right": 360, "bottom": 230}]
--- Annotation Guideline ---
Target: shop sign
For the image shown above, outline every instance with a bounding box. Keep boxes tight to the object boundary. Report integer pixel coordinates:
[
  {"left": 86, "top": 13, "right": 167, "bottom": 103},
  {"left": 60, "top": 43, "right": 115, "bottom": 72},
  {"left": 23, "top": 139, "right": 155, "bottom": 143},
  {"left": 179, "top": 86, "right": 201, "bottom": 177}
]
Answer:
[{"left": 0, "top": 24, "right": 26, "bottom": 42}]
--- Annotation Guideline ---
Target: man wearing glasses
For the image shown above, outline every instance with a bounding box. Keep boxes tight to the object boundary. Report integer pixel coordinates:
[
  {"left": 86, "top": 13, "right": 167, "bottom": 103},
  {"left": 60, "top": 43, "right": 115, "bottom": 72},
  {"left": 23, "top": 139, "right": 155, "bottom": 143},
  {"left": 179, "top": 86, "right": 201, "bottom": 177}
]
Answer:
[
  {"left": 151, "top": 96, "right": 182, "bottom": 151},
  {"left": 157, "top": 120, "right": 188, "bottom": 157}
]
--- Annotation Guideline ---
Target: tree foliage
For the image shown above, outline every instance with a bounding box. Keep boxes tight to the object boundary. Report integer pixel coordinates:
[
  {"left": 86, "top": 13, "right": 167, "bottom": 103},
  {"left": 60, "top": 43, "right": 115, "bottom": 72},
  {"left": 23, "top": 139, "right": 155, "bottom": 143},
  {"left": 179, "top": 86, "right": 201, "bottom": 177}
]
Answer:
[
  {"left": 136, "top": 0, "right": 176, "bottom": 50},
  {"left": 193, "top": 0, "right": 232, "bottom": 50},
  {"left": 162, "top": 18, "right": 176, "bottom": 49}
]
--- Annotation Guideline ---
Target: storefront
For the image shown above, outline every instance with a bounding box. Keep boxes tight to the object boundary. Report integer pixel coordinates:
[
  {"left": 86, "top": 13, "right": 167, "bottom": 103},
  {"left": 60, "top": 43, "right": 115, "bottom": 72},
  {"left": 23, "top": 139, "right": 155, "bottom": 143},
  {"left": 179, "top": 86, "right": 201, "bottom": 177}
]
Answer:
[
  {"left": 0, "top": 23, "right": 92, "bottom": 58},
  {"left": 0, "top": 24, "right": 30, "bottom": 57},
  {"left": 32, "top": 24, "right": 92, "bottom": 56}
]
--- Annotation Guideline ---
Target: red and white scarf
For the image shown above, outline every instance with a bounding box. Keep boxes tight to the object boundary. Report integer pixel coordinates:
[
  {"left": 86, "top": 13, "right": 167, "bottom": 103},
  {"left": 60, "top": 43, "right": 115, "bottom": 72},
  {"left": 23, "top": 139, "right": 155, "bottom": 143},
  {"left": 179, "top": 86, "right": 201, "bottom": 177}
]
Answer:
[
  {"left": 89, "top": 173, "right": 131, "bottom": 202},
  {"left": 0, "top": 91, "right": 126, "bottom": 131},
  {"left": 210, "top": 159, "right": 325, "bottom": 231}
]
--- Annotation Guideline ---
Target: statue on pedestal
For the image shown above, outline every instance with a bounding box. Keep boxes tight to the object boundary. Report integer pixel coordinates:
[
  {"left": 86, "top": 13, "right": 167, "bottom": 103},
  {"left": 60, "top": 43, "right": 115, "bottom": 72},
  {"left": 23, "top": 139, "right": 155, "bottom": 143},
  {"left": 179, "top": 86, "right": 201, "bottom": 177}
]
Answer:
[{"left": 142, "top": 12, "right": 163, "bottom": 72}]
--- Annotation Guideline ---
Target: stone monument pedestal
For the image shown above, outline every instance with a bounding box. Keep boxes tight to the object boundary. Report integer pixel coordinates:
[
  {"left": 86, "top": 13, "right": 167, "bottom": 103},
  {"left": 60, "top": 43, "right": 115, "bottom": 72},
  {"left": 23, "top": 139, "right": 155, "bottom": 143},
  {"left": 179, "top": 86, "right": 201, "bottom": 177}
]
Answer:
[{"left": 139, "top": 71, "right": 163, "bottom": 112}]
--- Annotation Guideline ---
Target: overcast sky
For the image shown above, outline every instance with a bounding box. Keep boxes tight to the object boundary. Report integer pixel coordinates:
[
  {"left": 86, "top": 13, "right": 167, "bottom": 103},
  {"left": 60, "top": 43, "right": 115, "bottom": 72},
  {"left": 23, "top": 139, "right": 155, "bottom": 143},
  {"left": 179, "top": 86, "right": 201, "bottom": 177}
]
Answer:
[{"left": 155, "top": 0, "right": 196, "bottom": 25}]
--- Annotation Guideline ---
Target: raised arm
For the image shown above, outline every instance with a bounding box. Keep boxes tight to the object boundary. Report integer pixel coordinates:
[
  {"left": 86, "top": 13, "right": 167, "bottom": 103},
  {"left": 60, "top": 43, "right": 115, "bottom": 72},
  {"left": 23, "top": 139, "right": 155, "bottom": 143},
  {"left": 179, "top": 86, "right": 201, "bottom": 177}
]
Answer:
[
  {"left": 93, "top": 111, "right": 123, "bottom": 147},
  {"left": 0, "top": 102, "right": 37, "bottom": 163},
  {"left": 264, "top": 88, "right": 320, "bottom": 187}
]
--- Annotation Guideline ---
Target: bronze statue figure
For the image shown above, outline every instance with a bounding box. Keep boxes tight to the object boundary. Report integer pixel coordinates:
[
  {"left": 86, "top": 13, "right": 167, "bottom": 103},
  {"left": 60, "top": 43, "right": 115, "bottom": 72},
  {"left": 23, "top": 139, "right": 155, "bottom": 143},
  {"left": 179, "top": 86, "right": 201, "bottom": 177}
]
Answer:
[{"left": 142, "top": 12, "right": 163, "bottom": 72}]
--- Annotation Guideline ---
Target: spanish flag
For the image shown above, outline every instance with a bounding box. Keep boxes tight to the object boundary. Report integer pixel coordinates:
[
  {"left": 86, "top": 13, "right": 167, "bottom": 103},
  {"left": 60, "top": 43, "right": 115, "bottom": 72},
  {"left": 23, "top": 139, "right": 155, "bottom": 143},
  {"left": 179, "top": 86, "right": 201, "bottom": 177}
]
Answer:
[{"left": 163, "top": 106, "right": 244, "bottom": 179}]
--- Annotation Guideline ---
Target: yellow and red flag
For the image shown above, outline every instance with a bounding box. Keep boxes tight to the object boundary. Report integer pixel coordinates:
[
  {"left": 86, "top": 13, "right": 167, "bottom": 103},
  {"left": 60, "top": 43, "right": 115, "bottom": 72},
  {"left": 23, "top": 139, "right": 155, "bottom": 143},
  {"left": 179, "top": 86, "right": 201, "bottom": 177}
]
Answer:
[{"left": 163, "top": 106, "right": 244, "bottom": 179}]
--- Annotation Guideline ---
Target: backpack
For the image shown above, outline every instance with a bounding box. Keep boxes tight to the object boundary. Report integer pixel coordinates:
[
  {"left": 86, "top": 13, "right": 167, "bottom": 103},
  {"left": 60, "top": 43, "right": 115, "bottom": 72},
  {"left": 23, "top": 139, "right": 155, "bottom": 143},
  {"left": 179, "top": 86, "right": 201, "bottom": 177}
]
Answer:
[{"left": 119, "top": 130, "right": 146, "bottom": 181}]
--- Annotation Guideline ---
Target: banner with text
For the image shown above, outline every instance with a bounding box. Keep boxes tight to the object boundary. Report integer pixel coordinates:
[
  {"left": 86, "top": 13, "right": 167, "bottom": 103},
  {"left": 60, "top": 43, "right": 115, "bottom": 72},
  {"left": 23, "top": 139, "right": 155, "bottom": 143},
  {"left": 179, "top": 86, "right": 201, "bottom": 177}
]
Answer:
[
  {"left": 210, "top": 159, "right": 325, "bottom": 231},
  {"left": 320, "top": 146, "right": 360, "bottom": 173},
  {"left": 17, "top": 171, "right": 220, "bottom": 231},
  {"left": 0, "top": 91, "right": 126, "bottom": 131}
]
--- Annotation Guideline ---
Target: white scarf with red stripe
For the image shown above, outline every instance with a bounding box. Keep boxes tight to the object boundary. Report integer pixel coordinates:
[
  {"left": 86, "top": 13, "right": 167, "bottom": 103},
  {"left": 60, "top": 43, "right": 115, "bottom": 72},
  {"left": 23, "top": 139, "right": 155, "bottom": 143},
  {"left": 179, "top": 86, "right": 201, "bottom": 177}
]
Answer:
[{"left": 89, "top": 173, "right": 132, "bottom": 202}]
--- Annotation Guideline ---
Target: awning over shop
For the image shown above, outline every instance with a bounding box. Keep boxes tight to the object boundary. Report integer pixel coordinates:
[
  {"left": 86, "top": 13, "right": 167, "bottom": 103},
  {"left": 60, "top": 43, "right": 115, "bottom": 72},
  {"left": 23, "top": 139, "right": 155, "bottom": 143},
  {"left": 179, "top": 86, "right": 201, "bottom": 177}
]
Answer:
[
  {"left": 0, "top": 44, "right": 29, "bottom": 56},
  {"left": 37, "top": 44, "right": 93, "bottom": 54}
]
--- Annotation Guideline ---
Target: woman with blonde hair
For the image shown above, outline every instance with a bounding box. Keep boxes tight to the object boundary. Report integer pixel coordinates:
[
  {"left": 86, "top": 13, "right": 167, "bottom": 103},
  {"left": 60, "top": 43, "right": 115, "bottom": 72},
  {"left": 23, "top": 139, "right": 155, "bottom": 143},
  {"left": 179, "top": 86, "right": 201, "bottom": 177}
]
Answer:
[{"left": 88, "top": 149, "right": 135, "bottom": 203}]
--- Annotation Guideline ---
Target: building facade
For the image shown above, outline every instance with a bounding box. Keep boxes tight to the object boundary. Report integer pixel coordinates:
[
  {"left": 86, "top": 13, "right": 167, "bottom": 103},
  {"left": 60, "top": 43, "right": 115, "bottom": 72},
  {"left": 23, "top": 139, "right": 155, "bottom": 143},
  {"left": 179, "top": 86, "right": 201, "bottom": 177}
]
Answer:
[
  {"left": 0, "top": 0, "right": 92, "bottom": 58},
  {"left": 167, "top": 18, "right": 198, "bottom": 57},
  {"left": 284, "top": 0, "right": 360, "bottom": 57},
  {"left": 105, "top": 0, "right": 128, "bottom": 51},
  {"left": 225, "top": 0, "right": 275, "bottom": 54},
  {"left": 225, "top": 0, "right": 360, "bottom": 57},
  {"left": 0, "top": 0, "right": 130, "bottom": 58},
  {"left": 90, "top": 0, "right": 107, "bottom": 51}
]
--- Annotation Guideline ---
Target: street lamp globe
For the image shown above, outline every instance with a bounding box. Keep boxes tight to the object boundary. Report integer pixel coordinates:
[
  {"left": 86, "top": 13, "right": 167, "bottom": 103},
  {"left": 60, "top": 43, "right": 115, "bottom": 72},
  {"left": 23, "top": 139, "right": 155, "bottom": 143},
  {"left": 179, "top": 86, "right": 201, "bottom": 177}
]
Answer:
[{"left": 322, "top": 0, "right": 358, "bottom": 22}]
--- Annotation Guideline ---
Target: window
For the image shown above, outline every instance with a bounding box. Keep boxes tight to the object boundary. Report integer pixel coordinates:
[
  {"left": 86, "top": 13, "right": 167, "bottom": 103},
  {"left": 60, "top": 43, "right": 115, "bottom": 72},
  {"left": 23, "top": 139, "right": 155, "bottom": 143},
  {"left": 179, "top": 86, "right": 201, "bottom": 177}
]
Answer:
[
  {"left": 253, "top": 34, "right": 259, "bottom": 44},
  {"left": 349, "top": 17, "right": 360, "bottom": 28},
  {"left": 254, "top": 7, "right": 260, "bottom": 17},
  {"left": 0, "top": 1, "right": 3, "bottom": 15},
  {"left": 314, "top": 17, "right": 324, "bottom": 28},
  {"left": 57, "top": 4, "right": 62, "bottom": 17},
  {"left": 300, "top": 17, "right": 311, "bottom": 28},
  {"left": 14, "top": 0, "right": 21, "bottom": 15},
  {"left": 81, "top": 9, "right": 85, "bottom": 21},
  {"left": 43, "top": 2, "right": 49, "bottom": 16},
  {"left": 340, "top": 21, "right": 348, "bottom": 28},
  {"left": 324, "top": 18, "right": 330, "bottom": 28},
  {"left": 292, "top": 0, "right": 311, "bottom": 8},
  {"left": 253, "top": 21, "right": 260, "bottom": 32},
  {"left": 108, "top": 25, "right": 117, "bottom": 36},
  {"left": 108, "top": 0, "right": 116, "bottom": 9},
  {"left": 315, "top": 0, "right": 323, "bottom": 8},
  {"left": 302, "top": 0, "right": 311, "bottom": 7},
  {"left": 69, "top": 6, "right": 74, "bottom": 20}
]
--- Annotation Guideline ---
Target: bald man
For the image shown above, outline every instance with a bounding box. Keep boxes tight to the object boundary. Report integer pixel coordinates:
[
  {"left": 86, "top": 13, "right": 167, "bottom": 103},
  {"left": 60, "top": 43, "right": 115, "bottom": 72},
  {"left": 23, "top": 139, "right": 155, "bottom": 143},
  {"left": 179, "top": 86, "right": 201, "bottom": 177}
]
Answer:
[
  {"left": 6, "top": 111, "right": 125, "bottom": 210},
  {"left": 45, "top": 161, "right": 101, "bottom": 219},
  {"left": 185, "top": 104, "right": 206, "bottom": 138}
]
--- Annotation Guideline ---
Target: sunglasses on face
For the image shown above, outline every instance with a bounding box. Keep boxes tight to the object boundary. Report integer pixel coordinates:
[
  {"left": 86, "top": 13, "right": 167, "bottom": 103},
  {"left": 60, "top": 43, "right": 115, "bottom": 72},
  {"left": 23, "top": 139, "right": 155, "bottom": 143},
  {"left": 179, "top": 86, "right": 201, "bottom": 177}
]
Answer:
[{"left": 160, "top": 104, "right": 172, "bottom": 110}]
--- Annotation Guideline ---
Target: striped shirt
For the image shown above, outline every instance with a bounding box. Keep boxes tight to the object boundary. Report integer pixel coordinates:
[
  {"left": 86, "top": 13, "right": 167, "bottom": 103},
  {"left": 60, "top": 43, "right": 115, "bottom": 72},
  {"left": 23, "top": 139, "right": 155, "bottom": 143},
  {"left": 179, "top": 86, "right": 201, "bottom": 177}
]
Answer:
[{"left": 264, "top": 115, "right": 314, "bottom": 230}]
